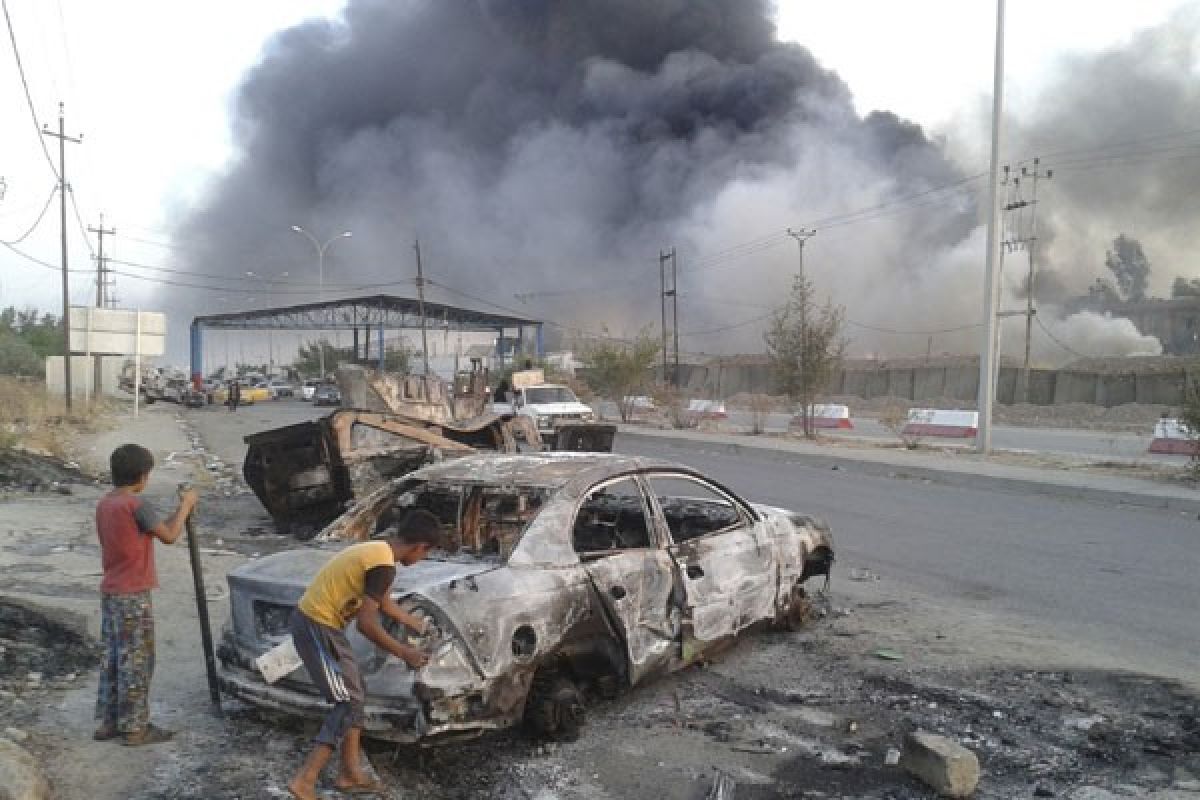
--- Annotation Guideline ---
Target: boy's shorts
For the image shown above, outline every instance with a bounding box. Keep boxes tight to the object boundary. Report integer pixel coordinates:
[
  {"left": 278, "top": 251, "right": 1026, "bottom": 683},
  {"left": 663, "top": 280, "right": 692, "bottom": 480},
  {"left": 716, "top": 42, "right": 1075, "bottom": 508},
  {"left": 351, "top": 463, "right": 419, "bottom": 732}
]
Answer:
[{"left": 289, "top": 609, "right": 365, "bottom": 744}]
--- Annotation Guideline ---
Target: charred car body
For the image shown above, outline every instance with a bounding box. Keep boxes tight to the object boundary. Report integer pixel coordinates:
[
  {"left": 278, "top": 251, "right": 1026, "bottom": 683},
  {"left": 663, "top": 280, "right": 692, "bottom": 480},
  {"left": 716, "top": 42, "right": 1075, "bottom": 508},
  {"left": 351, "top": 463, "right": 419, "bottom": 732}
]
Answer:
[{"left": 218, "top": 453, "right": 834, "bottom": 743}]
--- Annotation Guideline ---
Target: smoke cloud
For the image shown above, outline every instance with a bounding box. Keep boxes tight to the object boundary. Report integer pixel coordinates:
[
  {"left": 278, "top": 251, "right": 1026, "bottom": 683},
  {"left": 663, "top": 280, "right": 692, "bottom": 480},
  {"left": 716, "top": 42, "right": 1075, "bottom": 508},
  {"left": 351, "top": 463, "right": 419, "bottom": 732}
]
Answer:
[
  {"left": 172, "top": 1, "right": 1194, "bottom": 366},
  {"left": 172, "top": 0, "right": 973, "bottom": 360}
]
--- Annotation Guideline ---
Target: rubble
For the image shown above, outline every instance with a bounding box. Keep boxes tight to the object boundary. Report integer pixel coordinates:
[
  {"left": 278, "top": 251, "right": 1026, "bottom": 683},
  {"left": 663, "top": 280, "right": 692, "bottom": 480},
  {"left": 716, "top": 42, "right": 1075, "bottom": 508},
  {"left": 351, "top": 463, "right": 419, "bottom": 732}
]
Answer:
[
  {"left": 0, "top": 737, "right": 48, "bottom": 800},
  {"left": 0, "top": 448, "right": 93, "bottom": 494},
  {"left": 900, "top": 730, "right": 981, "bottom": 798},
  {"left": 0, "top": 599, "right": 97, "bottom": 691}
]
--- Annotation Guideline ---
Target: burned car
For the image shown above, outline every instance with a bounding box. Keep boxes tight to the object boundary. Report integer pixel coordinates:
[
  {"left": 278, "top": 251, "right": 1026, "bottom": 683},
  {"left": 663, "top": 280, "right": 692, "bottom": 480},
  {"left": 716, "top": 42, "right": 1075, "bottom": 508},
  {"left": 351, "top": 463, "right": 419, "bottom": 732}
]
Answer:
[{"left": 216, "top": 453, "right": 833, "bottom": 743}]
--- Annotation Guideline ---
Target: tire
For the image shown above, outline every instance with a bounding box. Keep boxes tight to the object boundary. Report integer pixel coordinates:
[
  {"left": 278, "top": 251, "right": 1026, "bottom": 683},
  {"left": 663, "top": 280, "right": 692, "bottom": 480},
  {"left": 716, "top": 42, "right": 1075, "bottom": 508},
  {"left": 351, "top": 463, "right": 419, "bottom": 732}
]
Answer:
[
  {"left": 524, "top": 669, "right": 585, "bottom": 741},
  {"left": 776, "top": 583, "right": 811, "bottom": 632}
]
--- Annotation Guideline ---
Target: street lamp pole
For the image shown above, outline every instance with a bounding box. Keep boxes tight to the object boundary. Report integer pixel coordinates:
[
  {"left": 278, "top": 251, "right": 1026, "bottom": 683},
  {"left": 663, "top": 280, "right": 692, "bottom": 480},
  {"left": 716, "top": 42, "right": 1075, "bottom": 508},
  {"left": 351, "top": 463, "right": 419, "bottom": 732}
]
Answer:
[
  {"left": 291, "top": 226, "right": 352, "bottom": 377},
  {"left": 246, "top": 270, "right": 288, "bottom": 374}
]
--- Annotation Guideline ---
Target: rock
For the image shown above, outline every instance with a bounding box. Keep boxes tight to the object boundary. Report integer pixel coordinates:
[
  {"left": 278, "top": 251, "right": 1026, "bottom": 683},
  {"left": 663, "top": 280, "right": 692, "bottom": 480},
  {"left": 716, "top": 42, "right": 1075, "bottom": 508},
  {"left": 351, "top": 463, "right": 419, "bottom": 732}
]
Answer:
[
  {"left": 1067, "top": 789, "right": 1124, "bottom": 800},
  {"left": 1033, "top": 785, "right": 1055, "bottom": 797},
  {"left": 3, "top": 727, "right": 28, "bottom": 743},
  {"left": 885, "top": 747, "right": 901, "bottom": 766},
  {"left": 0, "top": 738, "right": 49, "bottom": 800},
  {"left": 900, "top": 731, "right": 980, "bottom": 798}
]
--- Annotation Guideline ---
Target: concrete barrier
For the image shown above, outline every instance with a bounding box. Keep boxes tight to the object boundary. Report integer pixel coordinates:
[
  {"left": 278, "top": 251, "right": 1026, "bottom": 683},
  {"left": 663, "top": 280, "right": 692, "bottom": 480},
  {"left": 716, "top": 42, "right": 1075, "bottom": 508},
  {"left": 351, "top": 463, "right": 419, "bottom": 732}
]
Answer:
[
  {"left": 1149, "top": 419, "right": 1199, "bottom": 455},
  {"left": 902, "top": 409, "right": 978, "bottom": 438},
  {"left": 791, "top": 404, "right": 853, "bottom": 429},
  {"left": 686, "top": 399, "right": 727, "bottom": 420}
]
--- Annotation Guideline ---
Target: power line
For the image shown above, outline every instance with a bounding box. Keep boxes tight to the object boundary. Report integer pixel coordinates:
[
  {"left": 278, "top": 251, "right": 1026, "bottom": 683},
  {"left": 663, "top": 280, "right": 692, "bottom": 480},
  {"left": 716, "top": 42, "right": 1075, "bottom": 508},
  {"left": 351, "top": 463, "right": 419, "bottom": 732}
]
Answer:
[
  {"left": 1, "top": 0, "right": 59, "bottom": 180},
  {"left": 1035, "top": 314, "right": 1087, "bottom": 359},
  {"left": 845, "top": 318, "right": 981, "bottom": 335},
  {"left": 0, "top": 185, "right": 56, "bottom": 245}
]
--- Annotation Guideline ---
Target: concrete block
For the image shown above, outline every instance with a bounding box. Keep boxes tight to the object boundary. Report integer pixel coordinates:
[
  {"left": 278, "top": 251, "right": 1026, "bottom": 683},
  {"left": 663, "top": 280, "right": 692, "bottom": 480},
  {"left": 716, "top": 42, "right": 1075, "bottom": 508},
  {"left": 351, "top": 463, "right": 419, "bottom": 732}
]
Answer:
[
  {"left": 913, "top": 367, "right": 947, "bottom": 402},
  {"left": 1026, "top": 369, "right": 1056, "bottom": 405},
  {"left": 900, "top": 731, "right": 980, "bottom": 798},
  {"left": 0, "top": 739, "right": 49, "bottom": 800}
]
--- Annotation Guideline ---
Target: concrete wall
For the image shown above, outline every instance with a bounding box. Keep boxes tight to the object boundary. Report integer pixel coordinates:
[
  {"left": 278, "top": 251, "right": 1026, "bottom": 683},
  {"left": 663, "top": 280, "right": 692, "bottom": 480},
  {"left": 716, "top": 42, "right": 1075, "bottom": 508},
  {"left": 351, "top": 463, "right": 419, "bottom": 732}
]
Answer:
[
  {"left": 44, "top": 355, "right": 126, "bottom": 398},
  {"left": 686, "top": 359, "right": 1193, "bottom": 408}
]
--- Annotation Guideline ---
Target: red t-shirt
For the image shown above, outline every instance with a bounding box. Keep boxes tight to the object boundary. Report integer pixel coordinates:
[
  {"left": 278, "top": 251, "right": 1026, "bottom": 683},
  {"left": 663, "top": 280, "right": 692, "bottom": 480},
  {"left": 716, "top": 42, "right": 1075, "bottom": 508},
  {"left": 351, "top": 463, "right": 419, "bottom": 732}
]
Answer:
[{"left": 96, "top": 490, "right": 161, "bottom": 595}]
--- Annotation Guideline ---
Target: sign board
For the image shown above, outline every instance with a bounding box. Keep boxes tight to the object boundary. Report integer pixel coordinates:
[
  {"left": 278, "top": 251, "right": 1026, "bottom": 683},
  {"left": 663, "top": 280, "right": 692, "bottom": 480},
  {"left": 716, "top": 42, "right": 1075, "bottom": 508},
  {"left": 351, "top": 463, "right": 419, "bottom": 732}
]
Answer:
[
  {"left": 68, "top": 307, "right": 166, "bottom": 356},
  {"left": 511, "top": 369, "right": 546, "bottom": 390}
]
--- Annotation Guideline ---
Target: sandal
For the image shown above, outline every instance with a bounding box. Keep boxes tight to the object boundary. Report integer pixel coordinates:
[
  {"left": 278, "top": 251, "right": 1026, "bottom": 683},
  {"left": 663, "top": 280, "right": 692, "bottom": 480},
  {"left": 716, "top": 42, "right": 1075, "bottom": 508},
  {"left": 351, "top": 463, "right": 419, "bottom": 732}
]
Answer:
[
  {"left": 93, "top": 725, "right": 120, "bottom": 741},
  {"left": 336, "top": 778, "right": 389, "bottom": 795},
  {"left": 122, "top": 723, "right": 176, "bottom": 746}
]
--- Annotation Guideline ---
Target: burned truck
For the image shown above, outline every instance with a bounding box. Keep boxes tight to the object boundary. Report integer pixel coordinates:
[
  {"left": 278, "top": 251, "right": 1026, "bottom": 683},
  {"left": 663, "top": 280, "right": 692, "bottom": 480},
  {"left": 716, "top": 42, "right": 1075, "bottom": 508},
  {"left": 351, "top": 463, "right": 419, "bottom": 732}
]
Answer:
[
  {"left": 243, "top": 408, "right": 536, "bottom": 539},
  {"left": 218, "top": 453, "right": 834, "bottom": 743}
]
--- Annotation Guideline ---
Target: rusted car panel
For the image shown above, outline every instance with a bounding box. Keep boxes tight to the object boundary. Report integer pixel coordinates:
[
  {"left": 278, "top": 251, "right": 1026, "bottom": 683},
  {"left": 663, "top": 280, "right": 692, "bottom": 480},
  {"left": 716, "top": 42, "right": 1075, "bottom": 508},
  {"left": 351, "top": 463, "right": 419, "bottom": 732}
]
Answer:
[
  {"left": 242, "top": 409, "right": 535, "bottom": 537},
  {"left": 218, "top": 453, "right": 834, "bottom": 743}
]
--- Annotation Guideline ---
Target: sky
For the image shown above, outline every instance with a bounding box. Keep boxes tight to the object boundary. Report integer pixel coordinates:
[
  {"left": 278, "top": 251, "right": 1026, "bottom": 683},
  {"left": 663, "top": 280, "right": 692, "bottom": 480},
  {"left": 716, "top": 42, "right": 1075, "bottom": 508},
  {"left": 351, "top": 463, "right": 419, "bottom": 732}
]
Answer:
[{"left": 0, "top": 0, "right": 1194, "bottom": 365}]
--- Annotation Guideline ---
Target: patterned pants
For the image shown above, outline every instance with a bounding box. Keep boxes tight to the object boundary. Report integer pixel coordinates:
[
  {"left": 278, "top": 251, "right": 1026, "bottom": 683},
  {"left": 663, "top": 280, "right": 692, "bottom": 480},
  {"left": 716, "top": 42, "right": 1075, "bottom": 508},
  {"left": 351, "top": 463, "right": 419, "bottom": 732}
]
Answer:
[{"left": 95, "top": 591, "right": 155, "bottom": 733}]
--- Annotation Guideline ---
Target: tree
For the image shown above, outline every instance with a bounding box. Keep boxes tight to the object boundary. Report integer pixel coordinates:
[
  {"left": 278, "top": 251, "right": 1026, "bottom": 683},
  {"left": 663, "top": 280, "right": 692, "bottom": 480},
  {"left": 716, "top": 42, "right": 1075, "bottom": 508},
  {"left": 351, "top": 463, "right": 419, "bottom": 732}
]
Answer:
[
  {"left": 0, "top": 332, "right": 43, "bottom": 377},
  {"left": 1105, "top": 234, "right": 1150, "bottom": 302},
  {"left": 578, "top": 329, "right": 660, "bottom": 422},
  {"left": 1172, "top": 276, "right": 1200, "bottom": 298},
  {"left": 764, "top": 273, "right": 846, "bottom": 438},
  {"left": 1087, "top": 277, "right": 1121, "bottom": 306},
  {"left": 293, "top": 338, "right": 412, "bottom": 377}
]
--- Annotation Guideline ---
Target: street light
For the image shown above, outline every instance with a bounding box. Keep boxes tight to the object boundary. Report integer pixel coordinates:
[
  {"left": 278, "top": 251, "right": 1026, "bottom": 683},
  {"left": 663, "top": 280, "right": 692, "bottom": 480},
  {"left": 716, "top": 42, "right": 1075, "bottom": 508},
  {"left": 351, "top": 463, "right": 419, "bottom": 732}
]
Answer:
[
  {"left": 246, "top": 270, "right": 289, "bottom": 374},
  {"left": 291, "top": 226, "right": 352, "bottom": 378}
]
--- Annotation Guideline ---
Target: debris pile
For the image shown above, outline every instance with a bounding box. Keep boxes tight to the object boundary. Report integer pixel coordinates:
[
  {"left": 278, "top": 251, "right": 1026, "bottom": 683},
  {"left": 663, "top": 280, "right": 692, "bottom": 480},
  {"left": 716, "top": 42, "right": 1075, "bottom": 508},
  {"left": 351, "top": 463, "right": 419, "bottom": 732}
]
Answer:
[
  {"left": 0, "top": 449, "right": 92, "bottom": 495},
  {"left": 0, "top": 599, "right": 97, "bottom": 692},
  {"left": 173, "top": 414, "right": 249, "bottom": 498}
]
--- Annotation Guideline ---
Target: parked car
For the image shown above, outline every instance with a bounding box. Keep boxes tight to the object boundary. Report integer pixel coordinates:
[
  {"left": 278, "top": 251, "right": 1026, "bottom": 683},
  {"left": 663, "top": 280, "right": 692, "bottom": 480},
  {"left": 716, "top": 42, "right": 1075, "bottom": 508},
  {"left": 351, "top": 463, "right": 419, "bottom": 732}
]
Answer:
[
  {"left": 301, "top": 380, "right": 320, "bottom": 402},
  {"left": 312, "top": 384, "right": 340, "bottom": 406},
  {"left": 267, "top": 380, "right": 294, "bottom": 399},
  {"left": 216, "top": 453, "right": 834, "bottom": 744}
]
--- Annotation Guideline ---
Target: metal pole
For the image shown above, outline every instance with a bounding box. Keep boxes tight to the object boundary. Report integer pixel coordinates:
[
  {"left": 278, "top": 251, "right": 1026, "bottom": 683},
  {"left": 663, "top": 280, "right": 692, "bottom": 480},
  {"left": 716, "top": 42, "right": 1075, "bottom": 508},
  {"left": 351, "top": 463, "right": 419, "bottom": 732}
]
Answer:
[
  {"left": 671, "top": 249, "right": 679, "bottom": 387},
  {"left": 415, "top": 239, "right": 430, "bottom": 376},
  {"left": 976, "top": 0, "right": 1007, "bottom": 454},
  {"left": 181, "top": 486, "right": 222, "bottom": 714},
  {"left": 317, "top": 246, "right": 326, "bottom": 377},
  {"left": 56, "top": 107, "right": 72, "bottom": 411},
  {"left": 659, "top": 251, "right": 669, "bottom": 385}
]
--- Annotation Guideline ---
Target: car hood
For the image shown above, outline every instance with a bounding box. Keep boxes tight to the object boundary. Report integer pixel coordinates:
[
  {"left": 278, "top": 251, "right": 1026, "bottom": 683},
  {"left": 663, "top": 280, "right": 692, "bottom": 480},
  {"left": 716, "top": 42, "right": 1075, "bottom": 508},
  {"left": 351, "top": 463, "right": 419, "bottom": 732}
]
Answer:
[{"left": 525, "top": 401, "right": 593, "bottom": 415}]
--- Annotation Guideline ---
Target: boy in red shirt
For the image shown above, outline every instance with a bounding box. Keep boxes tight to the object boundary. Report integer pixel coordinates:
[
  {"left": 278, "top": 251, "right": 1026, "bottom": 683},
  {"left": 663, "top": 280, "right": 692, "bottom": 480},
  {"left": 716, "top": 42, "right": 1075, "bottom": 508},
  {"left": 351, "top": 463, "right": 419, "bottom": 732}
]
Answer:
[{"left": 93, "top": 444, "right": 198, "bottom": 746}]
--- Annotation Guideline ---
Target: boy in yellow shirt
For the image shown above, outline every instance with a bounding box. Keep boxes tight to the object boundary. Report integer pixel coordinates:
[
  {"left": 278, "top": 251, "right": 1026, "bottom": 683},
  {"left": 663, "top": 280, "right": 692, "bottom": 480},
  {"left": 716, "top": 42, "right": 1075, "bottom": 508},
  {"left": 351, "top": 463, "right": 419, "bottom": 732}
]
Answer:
[{"left": 288, "top": 510, "right": 439, "bottom": 800}]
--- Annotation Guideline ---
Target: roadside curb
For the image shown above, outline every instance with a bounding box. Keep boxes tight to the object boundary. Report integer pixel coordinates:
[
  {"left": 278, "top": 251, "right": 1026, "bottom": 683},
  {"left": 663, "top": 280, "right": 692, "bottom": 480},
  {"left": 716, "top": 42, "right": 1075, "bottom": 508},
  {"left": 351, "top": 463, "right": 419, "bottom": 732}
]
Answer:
[
  {"left": 616, "top": 428, "right": 1200, "bottom": 515},
  {"left": 0, "top": 738, "right": 49, "bottom": 800}
]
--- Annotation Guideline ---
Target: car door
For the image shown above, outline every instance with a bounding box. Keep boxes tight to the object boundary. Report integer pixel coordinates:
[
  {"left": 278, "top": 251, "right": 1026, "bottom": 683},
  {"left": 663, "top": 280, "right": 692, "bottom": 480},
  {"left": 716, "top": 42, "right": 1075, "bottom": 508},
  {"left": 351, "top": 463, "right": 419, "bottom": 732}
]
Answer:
[
  {"left": 645, "top": 472, "right": 775, "bottom": 662},
  {"left": 574, "top": 475, "right": 680, "bottom": 685}
]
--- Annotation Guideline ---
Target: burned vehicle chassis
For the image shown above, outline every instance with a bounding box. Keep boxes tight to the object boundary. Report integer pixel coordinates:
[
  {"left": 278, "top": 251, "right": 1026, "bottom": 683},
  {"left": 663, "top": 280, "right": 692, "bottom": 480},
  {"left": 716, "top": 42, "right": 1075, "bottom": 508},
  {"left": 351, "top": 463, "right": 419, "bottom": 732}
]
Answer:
[{"left": 218, "top": 454, "right": 834, "bottom": 744}]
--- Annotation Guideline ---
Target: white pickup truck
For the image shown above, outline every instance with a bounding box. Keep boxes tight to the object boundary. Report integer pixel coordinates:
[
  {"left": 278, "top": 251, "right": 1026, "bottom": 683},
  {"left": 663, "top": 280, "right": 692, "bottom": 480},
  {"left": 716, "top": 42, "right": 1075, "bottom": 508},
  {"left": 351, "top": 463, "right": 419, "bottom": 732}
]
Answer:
[{"left": 491, "top": 370, "right": 616, "bottom": 452}]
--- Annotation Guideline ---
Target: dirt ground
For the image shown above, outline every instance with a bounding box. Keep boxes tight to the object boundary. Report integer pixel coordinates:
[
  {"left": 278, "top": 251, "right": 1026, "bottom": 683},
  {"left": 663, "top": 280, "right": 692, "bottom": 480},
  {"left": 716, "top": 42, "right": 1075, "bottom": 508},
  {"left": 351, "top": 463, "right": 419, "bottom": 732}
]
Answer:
[{"left": 1, "top": 405, "right": 1198, "bottom": 799}]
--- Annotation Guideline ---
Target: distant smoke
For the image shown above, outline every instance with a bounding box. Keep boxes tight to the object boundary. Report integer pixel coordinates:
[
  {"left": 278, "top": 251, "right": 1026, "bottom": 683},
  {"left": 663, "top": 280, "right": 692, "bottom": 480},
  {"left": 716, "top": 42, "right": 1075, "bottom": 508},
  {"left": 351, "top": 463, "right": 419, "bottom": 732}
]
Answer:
[
  {"left": 172, "top": 1, "right": 1193, "bottom": 367},
  {"left": 172, "top": 0, "right": 971, "bottom": 361}
]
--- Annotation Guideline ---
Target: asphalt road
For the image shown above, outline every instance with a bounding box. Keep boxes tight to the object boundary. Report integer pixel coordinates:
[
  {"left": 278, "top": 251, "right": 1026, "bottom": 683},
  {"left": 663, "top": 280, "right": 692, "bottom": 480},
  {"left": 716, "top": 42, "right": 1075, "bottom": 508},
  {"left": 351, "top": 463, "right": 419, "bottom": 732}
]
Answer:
[
  {"left": 615, "top": 435, "right": 1200, "bottom": 683},
  {"left": 190, "top": 399, "right": 1199, "bottom": 683},
  {"left": 594, "top": 402, "right": 1180, "bottom": 462}
]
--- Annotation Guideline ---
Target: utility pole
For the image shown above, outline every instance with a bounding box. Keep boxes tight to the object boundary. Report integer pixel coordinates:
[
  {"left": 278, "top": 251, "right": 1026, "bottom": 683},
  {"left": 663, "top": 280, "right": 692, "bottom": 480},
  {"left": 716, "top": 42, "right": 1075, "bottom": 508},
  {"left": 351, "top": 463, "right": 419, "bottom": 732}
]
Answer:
[
  {"left": 88, "top": 214, "right": 115, "bottom": 307},
  {"left": 414, "top": 239, "right": 430, "bottom": 375},
  {"left": 1021, "top": 158, "right": 1052, "bottom": 372},
  {"left": 87, "top": 215, "right": 115, "bottom": 398},
  {"left": 659, "top": 248, "right": 678, "bottom": 386},
  {"left": 43, "top": 103, "right": 82, "bottom": 412},
  {"left": 786, "top": 228, "right": 817, "bottom": 283},
  {"left": 976, "top": 0, "right": 1006, "bottom": 454}
]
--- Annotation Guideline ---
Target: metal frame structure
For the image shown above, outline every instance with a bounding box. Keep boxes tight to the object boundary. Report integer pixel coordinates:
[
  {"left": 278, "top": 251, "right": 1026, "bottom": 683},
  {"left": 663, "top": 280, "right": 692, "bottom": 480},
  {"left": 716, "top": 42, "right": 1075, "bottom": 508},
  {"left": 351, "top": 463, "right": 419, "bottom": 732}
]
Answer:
[{"left": 190, "top": 294, "right": 543, "bottom": 382}]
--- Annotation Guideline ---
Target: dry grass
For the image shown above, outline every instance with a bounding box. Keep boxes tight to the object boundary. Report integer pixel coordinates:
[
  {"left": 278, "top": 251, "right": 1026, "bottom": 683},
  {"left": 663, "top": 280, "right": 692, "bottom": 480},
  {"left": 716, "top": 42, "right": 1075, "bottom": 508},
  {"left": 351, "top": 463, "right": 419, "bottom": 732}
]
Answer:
[
  {"left": 0, "top": 376, "right": 119, "bottom": 458},
  {"left": 879, "top": 403, "right": 922, "bottom": 450}
]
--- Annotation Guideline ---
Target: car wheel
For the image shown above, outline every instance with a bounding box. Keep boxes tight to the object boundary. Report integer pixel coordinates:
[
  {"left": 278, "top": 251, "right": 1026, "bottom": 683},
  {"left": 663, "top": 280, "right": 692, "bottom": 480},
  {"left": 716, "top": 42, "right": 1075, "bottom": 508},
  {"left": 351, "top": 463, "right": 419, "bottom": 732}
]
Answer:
[{"left": 524, "top": 669, "right": 585, "bottom": 741}]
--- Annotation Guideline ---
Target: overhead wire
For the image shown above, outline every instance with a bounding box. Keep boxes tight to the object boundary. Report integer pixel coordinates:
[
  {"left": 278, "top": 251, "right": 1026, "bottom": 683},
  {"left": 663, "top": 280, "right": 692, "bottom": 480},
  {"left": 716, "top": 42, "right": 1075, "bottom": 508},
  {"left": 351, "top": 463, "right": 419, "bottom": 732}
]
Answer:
[
  {"left": 0, "top": 185, "right": 56, "bottom": 245},
  {"left": 1035, "top": 315, "right": 1088, "bottom": 359},
  {"left": 1, "top": 0, "right": 59, "bottom": 180}
]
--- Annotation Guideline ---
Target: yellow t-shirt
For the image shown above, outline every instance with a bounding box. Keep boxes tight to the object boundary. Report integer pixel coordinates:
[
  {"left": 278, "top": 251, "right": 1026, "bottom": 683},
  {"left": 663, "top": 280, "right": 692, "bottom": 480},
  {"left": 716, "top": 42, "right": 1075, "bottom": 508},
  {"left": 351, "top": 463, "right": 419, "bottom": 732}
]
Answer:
[{"left": 297, "top": 541, "right": 395, "bottom": 629}]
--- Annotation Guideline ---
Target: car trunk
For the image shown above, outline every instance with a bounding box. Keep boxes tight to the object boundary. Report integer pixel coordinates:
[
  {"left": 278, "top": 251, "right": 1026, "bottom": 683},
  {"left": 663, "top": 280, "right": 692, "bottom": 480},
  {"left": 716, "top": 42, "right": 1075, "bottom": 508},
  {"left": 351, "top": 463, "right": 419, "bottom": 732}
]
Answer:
[{"left": 224, "top": 550, "right": 499, "bottom": 698}]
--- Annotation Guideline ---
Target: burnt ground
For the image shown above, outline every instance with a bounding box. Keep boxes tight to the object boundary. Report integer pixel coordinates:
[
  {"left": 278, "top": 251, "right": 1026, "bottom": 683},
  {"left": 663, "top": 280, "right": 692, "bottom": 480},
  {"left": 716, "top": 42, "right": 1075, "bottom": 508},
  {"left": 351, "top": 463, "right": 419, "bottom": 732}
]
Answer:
[
  {"left": 0, "top": 447, "right": 97, "bottom": 495},
  {"left": 52, "top": 601, "right": 1200, "bottom": 800},
  {"left": 1, "top": 405, "right": 1198, "bottom": 799}
]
